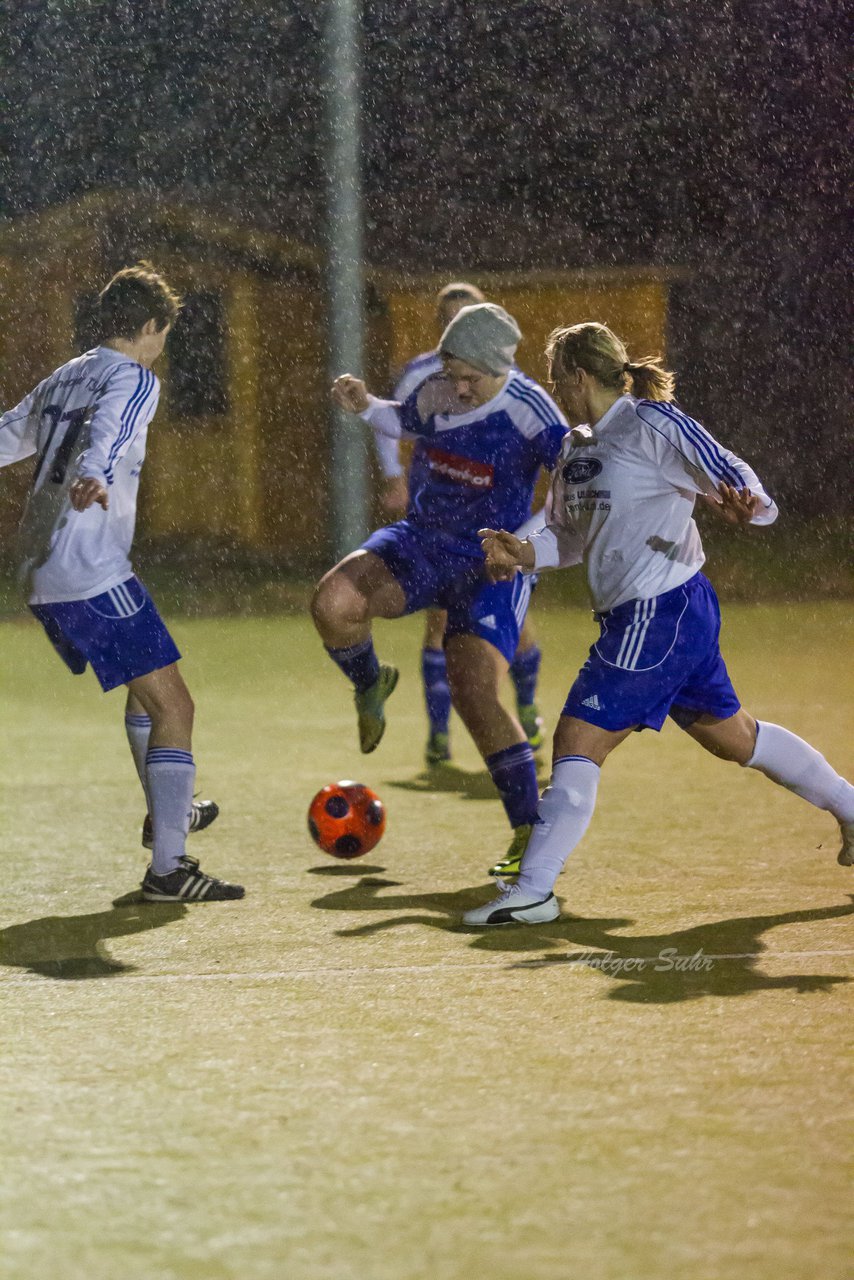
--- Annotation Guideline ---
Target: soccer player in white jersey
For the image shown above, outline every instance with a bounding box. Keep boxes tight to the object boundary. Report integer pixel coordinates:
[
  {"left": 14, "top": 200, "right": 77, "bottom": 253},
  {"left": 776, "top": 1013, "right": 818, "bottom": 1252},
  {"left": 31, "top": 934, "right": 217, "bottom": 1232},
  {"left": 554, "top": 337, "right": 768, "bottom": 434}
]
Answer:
[
  {"left": 377, "top": 281, "right": 547, "bottom": 766},
  {"left": 0, "top": 263, "right": 243, "bottom": 903},
  {"left": 463, "top": 321, "right": 854, "bottom": 925},
  {"left": 314, "top": 304, "right": 568, "bottom": 873}
]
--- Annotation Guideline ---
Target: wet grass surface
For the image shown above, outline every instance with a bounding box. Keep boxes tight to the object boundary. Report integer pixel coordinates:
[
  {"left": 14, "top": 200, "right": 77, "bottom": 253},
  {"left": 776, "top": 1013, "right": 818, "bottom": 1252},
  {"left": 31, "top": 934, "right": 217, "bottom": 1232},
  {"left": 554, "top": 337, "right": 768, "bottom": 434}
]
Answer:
[{"left": 1, "top": 606, "right": 853, "bottom": 1280}]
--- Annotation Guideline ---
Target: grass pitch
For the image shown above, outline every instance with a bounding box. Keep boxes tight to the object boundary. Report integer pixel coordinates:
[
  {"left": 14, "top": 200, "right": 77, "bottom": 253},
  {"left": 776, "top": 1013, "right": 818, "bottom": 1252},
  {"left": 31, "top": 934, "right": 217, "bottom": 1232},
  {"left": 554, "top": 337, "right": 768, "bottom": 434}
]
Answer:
[{"left": 1, "top": 601, "right": 853, "bottom": 1280}]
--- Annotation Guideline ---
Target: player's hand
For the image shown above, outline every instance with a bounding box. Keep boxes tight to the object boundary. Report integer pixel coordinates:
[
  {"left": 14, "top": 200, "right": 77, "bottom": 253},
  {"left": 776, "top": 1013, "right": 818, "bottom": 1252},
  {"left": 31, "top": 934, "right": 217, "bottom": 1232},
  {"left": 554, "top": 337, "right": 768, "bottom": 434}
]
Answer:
[
  {"left": 381, "top": 474, "right": 408, "bottom": 516},
  {"left": 478, "top": 528, "right": 535, "bottom": 580},
  {"left": 709, "top": 482, "right": 761, "bottom": 526},
  {"left": 69, "top": 477, "right": 109, "bottom": 511},
  {"left": 332, "top": 374, "right": 370, "bottom": 414}
]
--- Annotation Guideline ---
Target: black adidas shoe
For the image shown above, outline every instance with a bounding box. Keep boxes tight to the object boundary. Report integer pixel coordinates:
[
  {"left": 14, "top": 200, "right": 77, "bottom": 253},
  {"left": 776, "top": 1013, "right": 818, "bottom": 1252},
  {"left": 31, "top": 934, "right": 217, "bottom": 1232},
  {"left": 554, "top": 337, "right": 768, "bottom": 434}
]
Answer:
[
  {"left": 141, "top": 855, "right": 245, "bottom": 902},
  {"left": 142, "top": 800, "right": 220, "bottom": 851}
]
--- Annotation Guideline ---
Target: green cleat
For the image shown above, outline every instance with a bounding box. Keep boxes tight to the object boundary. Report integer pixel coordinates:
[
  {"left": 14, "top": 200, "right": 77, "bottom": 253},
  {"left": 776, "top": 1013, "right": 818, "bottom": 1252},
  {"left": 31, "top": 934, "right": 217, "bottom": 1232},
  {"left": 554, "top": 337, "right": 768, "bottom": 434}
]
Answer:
[
  {"left": 355, "top": 664, "right": 399, "bottom": 753},
  {"left": 425, "top": 731, "right": 451, "bottom": 765},
  {"left": 518, "top": 702, "right": 545, "bottom": 751},
  {"left": 488, "top": 822, "right": 533, "bottom": 879}
]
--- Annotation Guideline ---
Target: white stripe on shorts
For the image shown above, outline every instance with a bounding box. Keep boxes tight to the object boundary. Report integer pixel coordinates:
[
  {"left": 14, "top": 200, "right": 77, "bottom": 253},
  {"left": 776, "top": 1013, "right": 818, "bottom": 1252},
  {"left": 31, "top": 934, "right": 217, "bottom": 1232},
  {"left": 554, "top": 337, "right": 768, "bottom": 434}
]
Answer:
[
  {"left": 615, "top": 601, "right": 641, "bottom": 668},
  {"left": 626, "top": 598, "right": 657, "bottom": 670}
]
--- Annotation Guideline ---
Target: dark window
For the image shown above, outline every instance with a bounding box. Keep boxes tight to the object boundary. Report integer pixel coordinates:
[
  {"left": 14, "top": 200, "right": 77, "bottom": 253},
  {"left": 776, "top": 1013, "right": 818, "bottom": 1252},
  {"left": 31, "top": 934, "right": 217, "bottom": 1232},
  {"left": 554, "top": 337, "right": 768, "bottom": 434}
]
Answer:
[{"left": 166, "top": 291, "right": 229, "bottom": 417}]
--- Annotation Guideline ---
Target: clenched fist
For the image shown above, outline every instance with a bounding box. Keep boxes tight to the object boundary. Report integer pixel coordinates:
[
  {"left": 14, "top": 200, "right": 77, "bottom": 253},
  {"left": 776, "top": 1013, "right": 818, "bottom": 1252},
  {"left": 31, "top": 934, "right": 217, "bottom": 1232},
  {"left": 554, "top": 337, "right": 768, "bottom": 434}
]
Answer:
[
  {"left": 331, "top": 374, "right": 370, "bottom": 414},
  {"left": 478, "top": 527, "right": 535, "bottom": 580}
]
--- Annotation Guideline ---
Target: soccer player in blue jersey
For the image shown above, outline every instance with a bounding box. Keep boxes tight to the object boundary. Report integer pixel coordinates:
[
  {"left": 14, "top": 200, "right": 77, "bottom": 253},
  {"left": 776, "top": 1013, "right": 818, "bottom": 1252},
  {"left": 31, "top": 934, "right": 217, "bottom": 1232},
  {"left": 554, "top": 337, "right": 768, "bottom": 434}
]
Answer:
[
  {"left": 377, "top": 282, "right": 547, "bottom": 766},
  {"left": 0, "top": 263, "right": 243, "bottom": 902},
  {"left": 461, "top": 322, "right": 854, "bottom": 926},
  {"left": 313, "top": 303, "right": 568, "bottom": 870}
]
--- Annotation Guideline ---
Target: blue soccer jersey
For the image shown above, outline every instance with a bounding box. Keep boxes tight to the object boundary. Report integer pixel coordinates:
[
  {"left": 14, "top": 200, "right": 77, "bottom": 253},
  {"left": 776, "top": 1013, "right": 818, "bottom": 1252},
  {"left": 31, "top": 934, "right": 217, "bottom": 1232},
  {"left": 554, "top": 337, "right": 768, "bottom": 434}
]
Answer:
[{"left": 362, "top": 369, "right": 567, "bottom": 552}]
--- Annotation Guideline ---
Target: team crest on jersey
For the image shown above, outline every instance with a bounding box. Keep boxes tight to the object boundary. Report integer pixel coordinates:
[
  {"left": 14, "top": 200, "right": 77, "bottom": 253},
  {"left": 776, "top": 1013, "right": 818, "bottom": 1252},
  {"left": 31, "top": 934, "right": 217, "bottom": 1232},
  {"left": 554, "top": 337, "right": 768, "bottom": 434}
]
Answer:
[{"left": 563, "top": 457, "right": 603, "bottom": 484}]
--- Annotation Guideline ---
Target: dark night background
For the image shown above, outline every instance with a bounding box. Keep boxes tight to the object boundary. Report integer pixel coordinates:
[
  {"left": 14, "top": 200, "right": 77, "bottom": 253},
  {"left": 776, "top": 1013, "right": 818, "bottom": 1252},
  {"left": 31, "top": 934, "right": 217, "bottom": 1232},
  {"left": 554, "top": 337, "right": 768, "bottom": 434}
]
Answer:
[{"left": 2, "top": 0, "right": 851, "bottom": 517}]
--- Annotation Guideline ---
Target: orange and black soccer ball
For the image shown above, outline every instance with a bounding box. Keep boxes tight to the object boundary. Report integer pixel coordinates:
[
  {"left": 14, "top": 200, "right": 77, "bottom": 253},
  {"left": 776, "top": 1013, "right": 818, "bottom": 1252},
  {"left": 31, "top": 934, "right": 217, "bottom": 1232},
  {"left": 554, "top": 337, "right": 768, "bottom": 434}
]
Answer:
[{"left": 307, "top": 781, "right": 386, "bottom": 859}]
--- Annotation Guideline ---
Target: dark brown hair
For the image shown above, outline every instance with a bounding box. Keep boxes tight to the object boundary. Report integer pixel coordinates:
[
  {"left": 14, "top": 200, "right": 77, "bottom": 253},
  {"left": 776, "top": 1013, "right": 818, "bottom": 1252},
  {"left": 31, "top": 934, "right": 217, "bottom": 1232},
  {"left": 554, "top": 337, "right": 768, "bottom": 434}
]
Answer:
[
  {"left": 546, "top": 321, "right": 676, "bottom": 402},
  {"left": 97, "top": 261, "right": 182, "bottom": 340}
]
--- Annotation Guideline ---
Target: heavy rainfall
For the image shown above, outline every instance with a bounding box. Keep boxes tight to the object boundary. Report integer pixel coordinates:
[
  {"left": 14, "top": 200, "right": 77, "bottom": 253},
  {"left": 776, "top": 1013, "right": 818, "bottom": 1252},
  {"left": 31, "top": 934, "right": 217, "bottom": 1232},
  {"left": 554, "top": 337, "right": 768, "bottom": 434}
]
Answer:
[{"left": 1, "top": 5, "right": 852, "bottom": 1280}]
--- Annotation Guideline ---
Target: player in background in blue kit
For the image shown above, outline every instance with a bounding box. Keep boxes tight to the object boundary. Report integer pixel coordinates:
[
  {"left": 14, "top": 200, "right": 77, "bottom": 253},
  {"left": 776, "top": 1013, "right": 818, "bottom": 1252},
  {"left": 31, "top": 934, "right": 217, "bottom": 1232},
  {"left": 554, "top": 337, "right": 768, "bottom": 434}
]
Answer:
[
  {"left": 377, "top": 281, "right": 547, "bottom": 766},
  {"left": 313, "top": 303, "right": 568, "bottom": 872},
  {"left": 462, "top": 322, "right": 854, "bottom": 925},
  {"left": 0, "top": 263, "right": 243, "bottom": 902}
]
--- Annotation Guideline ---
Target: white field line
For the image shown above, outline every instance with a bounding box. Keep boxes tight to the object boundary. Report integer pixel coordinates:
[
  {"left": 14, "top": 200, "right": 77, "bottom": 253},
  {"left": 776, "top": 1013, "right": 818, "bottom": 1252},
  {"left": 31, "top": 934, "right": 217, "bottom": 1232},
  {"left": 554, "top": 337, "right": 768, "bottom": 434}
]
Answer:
[{"left": 1, "top": 949, "right": 854, "bottom": 984}]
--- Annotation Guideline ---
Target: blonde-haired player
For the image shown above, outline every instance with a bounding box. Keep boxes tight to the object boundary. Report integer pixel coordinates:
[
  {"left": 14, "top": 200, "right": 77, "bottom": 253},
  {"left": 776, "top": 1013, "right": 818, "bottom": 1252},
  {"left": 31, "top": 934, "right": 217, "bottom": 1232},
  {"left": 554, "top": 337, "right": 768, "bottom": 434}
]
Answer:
[{"left": 464, "top": 321, "right": 854, "bottom": 925}]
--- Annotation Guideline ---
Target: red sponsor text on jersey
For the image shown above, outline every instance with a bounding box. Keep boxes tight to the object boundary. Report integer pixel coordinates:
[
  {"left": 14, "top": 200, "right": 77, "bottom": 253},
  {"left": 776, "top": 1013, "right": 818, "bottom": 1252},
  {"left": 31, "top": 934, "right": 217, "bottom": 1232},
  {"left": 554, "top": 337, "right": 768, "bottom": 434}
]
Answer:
[{"left": 423, "top": 446, "right": 494, "bottom": 488}]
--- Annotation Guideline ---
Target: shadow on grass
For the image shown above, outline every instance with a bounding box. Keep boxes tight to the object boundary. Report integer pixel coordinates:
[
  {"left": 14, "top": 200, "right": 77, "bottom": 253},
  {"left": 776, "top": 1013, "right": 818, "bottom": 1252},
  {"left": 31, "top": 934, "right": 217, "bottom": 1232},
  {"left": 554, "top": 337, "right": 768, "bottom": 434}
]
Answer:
[
  {"left": 306, "top": 863, "right": 387, "bottom": 876},
  {"left": 387, "top": 765, "right": 510, "bottom": 802},
  {"left": 0, "top": 899, "right": 187, "bottom": 979},
  {"left": 311, "top": 877, "right": 854, "bottom": 1003}
]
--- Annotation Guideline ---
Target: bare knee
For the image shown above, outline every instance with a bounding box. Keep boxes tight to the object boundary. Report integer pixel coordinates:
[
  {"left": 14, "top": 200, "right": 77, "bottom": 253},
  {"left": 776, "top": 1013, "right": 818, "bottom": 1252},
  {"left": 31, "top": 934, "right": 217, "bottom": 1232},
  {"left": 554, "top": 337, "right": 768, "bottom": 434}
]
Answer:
[
  {"left": 311, "top": 571, "right": 367, "bottom": 636},
  {"left": 684, "top": 709, "right": 757, "bottom": 766},
  {"left": 153, "top": 682, "right": 194, "bottom": 730},
  {"left": 130, "top": 669, "right": 194, "bottom": 733}
]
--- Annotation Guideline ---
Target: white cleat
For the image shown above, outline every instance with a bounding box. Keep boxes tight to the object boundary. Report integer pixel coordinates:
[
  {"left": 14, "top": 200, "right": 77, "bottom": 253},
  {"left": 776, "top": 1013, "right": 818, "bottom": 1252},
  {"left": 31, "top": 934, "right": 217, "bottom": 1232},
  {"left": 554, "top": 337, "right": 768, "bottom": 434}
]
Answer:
[
  {"left": 462, "top": 880, "right": 559, "bottom": 927},
  {"left": 838, "top": 821, "right": 854, "bottom": 867}
]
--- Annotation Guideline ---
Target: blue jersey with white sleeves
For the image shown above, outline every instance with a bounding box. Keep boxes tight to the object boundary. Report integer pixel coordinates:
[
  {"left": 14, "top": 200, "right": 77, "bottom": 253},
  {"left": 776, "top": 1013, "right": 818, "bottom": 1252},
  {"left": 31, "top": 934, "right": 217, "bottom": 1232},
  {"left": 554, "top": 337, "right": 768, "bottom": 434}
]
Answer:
[
  {"left": 393, "top": 350, "right": 444, "bottom": 403},
  {"left": 373, "top": 350, "right": 445, "bottom": 480},
  {"left": 0, "top": 345, "right": 159, "bottom": 603},
  {"left": 380, "top": 368, "right": 567, "bottom": 552}
]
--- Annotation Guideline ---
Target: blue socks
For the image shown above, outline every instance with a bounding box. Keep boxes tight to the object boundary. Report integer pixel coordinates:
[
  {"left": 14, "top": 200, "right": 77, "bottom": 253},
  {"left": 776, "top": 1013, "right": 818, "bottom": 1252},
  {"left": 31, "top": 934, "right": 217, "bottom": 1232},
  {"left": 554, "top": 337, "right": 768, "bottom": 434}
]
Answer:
[
  {"left": 486, "top": 742, "right": 539, "bottom": 830},
  {"left": 421, "top": 647, "right": 452, "bottom": 735},
  {"left": 325, "top": 638, "right": 380, "bottom": 693},
  {"left": 146, "top": 747, "right": 196, "bottom": 875},
  {"left": 509, "top": 644, "right": 541, "bottom": 709}
]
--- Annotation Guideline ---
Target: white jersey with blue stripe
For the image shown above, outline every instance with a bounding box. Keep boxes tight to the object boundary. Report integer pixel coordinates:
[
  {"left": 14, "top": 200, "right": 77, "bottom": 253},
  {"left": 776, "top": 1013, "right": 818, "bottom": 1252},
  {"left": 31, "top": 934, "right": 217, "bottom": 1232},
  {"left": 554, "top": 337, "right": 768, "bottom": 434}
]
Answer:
[
  {"left": 527, "top": 394, "right": 778, "bottom": 612},
  {"left": 0, "top": 345, "right": 160, "bottom": 603}
]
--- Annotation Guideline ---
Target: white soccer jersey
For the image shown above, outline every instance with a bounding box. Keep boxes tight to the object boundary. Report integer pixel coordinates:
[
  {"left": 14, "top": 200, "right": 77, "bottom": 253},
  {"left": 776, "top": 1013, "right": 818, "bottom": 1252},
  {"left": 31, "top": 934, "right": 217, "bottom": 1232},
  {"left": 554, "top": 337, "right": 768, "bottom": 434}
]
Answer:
[
  {"left": 526, "top": 394, "right": 778, "bottom": 612},
  {"left": 0, "top": 345, "right": 160, "bottom": 603}
]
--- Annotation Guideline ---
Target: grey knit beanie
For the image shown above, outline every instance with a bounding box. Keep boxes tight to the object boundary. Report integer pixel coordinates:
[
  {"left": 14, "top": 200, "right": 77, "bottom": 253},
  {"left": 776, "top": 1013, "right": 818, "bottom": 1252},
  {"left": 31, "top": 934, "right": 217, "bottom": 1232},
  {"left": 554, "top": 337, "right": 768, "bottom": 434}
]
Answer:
[{"left": 439, "top": 303, "right": 521, "bottom": 375}]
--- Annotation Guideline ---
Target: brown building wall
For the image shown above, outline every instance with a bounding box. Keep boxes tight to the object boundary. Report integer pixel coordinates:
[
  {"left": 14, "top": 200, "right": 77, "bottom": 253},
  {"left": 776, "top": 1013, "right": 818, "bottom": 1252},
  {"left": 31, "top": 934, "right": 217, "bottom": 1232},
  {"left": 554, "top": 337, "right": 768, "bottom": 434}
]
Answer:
[{"left": 0, "top": 196, "right": 674, "bottom": 570}]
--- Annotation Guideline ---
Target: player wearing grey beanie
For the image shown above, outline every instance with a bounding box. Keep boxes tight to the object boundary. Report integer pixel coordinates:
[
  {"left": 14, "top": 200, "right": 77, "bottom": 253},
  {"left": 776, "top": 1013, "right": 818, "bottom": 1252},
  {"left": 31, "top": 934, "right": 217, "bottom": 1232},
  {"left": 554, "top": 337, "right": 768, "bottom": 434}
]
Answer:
[{"left": 439, "top": 303, "right": 522, "bottom": 376}]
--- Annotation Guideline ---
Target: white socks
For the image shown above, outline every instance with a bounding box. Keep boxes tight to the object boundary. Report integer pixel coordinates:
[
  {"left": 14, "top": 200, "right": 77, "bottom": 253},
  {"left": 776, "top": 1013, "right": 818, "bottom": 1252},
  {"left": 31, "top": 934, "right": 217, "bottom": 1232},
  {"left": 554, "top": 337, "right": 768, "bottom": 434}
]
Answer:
[
  {"left": 516, "top": 755, "right": 601, "bottom": 898},
  {"left": 747, "top": 722, "right": 854, "bottom": 823},
  {"left": 125, "top": 712, "right": 152, "bottom": 806},
  {"left": 505, "top": 723, "right": 853, "bottom": 904},
  {"left": 146, "top": 748, "right": 196, "bottom": 875}
]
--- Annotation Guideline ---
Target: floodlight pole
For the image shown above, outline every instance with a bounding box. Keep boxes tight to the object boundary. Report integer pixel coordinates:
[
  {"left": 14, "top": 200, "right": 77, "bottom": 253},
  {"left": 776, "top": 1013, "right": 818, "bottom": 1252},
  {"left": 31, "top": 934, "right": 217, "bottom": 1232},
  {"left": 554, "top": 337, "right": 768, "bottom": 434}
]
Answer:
[{"left": 324, "top": 0, "right": 369, "bottom": 559}]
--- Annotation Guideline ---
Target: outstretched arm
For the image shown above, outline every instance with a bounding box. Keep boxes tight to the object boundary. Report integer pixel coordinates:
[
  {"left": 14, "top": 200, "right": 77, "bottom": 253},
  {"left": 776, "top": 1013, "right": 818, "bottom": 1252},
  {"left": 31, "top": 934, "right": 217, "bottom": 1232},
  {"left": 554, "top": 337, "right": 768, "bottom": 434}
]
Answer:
[
  {"left": 638, "top": 401, "right": 778, "bottom": 526},
  {"left": 331, "top": 374, "right": 405, "bottom": 441}
]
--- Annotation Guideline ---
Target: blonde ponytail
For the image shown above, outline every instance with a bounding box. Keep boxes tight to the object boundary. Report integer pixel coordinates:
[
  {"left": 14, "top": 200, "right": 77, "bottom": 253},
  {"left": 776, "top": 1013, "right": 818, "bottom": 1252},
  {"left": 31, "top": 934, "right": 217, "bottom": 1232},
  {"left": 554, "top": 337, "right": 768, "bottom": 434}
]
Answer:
[{"left": 546, "top": 321, "right": 676, "bottom": 403}]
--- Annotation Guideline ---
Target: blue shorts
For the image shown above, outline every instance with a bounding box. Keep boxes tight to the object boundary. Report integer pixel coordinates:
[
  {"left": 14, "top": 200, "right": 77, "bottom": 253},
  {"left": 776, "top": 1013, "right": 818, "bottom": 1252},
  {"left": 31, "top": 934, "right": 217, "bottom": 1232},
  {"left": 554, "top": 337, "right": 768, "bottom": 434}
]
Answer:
[
  {"left": 362, "top": 520, "right": 532, "bottom": 664},
  {"left": 563, "top": 572, "right": 741, "bottom": 732},
  {"left": 30, "top": 576, "right": 181, "bottom": 693}
]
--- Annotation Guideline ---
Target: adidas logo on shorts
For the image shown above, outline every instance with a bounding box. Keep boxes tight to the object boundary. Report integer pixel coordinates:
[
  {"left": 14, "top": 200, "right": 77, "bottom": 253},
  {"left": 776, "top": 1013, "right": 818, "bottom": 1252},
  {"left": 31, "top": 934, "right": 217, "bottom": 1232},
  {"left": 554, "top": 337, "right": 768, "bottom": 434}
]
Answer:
[
  {"left": 479, "top": 615, "right": 497, "bottom": 630},
  {"left": 581, "top": 694, "right": 602, "bottom": 709}
]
